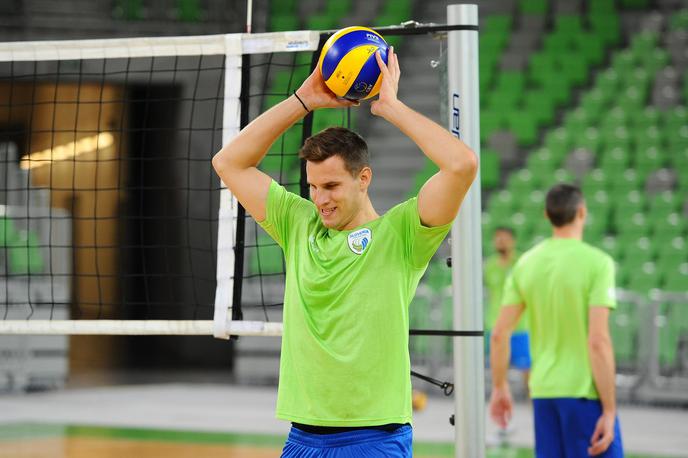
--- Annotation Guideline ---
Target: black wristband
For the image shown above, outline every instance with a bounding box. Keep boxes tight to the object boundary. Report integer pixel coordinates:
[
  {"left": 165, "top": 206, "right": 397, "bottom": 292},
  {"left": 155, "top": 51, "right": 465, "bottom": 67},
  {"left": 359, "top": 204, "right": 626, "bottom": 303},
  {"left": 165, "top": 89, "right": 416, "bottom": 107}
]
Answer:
[{"left": 293, "top": 91, "right": 310, "bottom": 113}]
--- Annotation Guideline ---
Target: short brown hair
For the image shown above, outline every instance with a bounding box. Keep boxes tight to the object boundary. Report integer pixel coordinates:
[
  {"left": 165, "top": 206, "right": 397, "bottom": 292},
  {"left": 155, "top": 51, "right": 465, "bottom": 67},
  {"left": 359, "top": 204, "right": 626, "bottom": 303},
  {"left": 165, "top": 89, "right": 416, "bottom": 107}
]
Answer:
[
  {"left": 299, "top": 127, "right": 369, "bottom": 176},
  {"left": 545, "top": 183, "right": 584, "bottom": 227}
]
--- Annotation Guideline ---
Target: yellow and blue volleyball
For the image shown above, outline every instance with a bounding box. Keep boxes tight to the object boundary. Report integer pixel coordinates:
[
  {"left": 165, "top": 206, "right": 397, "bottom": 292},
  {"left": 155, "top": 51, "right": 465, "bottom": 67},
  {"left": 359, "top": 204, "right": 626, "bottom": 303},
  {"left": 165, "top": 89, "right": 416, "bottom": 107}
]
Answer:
[{"left": 318, "top": 26, "right": 389, "bottom": 101}]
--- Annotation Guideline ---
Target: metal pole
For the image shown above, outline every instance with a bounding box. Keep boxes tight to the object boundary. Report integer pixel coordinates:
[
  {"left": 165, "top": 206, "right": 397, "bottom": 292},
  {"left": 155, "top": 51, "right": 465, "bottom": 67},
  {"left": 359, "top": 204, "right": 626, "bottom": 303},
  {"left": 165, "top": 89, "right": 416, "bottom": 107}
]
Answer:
[
  {"left": 447, "top": 4, "right": 483, "bottom": 458},
  {"left": 246, "top": 0, "right": 253, "bottom": 33}
]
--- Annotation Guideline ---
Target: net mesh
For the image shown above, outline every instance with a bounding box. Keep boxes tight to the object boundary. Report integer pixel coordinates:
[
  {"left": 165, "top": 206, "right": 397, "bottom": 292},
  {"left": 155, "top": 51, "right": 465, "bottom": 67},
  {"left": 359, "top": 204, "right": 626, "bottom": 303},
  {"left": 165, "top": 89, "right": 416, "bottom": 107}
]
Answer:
[{"left": 1, "top": 52, "right": 226, "bottom": 323}]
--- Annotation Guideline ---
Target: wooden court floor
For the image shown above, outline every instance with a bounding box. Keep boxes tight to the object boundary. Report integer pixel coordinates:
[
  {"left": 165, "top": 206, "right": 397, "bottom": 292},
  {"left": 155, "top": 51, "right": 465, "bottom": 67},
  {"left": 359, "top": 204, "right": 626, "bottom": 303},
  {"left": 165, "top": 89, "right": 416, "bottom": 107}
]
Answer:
[{"left": 0, "top": 423, "right": 680, "bottom": 458}]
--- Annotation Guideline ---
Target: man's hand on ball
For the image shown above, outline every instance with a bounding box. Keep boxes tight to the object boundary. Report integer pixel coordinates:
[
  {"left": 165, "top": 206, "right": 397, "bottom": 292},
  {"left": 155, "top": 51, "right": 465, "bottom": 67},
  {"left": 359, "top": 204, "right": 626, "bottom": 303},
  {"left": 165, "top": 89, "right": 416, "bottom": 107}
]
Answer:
[
  {"left": 297, "top": 68, "right": 359, "bottom": 111},
  {"left": 370, "top": 46, "right": 401, "bottom": 118}
]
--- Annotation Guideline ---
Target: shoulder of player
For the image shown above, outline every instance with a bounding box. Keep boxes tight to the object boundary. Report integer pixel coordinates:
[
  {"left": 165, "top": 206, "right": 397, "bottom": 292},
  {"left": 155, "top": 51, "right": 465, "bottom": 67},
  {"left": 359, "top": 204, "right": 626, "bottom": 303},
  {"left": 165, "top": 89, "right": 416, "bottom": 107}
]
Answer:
[{"left": 579, "top": 240, "right": 615, "bottom": 264}]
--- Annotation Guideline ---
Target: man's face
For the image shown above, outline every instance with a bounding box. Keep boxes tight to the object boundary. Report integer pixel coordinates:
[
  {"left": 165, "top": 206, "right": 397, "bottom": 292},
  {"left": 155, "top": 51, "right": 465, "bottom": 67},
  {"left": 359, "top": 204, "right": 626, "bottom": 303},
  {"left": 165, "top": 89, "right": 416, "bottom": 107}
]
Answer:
[
  {"left": 306, "top": 155, "right": 369, "bottom": 230},
  {"left": 493, "top": 230, "right": 515, "bottom": 255}
]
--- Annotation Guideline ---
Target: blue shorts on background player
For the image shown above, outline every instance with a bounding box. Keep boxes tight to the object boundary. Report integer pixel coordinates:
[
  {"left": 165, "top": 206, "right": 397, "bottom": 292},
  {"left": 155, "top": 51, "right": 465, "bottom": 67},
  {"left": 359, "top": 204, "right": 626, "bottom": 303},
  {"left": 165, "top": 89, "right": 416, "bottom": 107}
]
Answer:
[
  {"left": 534, "top": 398, "right": 623, "bottom": 458},
  {"left": 486, "top": 331, "right": 531, "bottom": 370}
]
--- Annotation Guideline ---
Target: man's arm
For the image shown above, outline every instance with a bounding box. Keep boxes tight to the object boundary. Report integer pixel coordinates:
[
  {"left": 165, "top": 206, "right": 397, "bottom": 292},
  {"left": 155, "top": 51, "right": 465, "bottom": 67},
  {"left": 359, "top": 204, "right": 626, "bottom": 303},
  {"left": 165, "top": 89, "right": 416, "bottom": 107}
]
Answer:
[
  {"left": 489, "top": 304, "right": 525, "bottom": 428},
  {"left": 488, "top": 303, "right": 525, "bottom": 428},
  {"left": 587, "top": 306, "right": 617, "bottom": 456},
  {"left": 212, "top": 70, "right": 357, "bottom": 222},
  {"left": 371, "top": 49, "right": 478, "bottom": 227}
]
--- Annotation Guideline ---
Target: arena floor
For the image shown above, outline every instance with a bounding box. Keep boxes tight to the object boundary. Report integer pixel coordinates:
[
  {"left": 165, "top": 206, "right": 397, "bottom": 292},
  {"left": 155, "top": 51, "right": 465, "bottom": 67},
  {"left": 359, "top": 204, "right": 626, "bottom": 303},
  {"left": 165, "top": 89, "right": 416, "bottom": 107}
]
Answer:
[{"left": 0, "top": 383, "right": 686, "bottom": 457}]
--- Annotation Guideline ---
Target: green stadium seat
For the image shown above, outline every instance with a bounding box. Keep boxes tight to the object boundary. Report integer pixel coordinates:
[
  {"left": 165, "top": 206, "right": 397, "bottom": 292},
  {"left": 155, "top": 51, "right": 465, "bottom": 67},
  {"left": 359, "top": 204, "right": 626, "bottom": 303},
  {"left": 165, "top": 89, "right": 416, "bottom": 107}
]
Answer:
[
  {"left": 484, "top": 15, "right": 513, "bottom": 33},
  {"left": 506, "top": 112, "right": 539, "bottom": 146},
  {"left": 626, "top": 262, "right": 661, "bottom": 295},
  {"left": 306, "top": 14, "right": 338, "bottom": 31},
  {"left": 114, "top": 0, "right": 143, "bottom": 20},
  {"left": 540, "top": 76, "right": 574, "bottom": 106},
  {"left": 594, "top": 69, "right": 619, "bottom": 95},
  {"left": 495, "top": 71, "right": 526, "bottom": 92},
  {"left": 643, "top": 49, "right": 670, "bottom": 74},
  {"left": 670, "top": 9, "right": 688, "bottom": 30},
  {"left": 518, "top": 190, "right": 545, "bottom": 214},
  {"left": 599, "top": 111, "right": 628, "bottom": 134},
  {"left": 585, "top": 212, "right": 608, "bottom": 241},
  {"left": 615, "top": 212, "right": 650, "bottom": 238},
  {"left": 599, "top": 147, "right": 630, "bottom": 170},
  {"left": 590, "top": 14, "right": 621, "bottom": 46},
  {"left": 486, "top": 88, "right": 522, "bottom": 110},
  {"left": 270, "top": 0, "right": 296, "bottom": 15},
  {"left": 7, "top": 230, "right": 44, "bottom": 275},
  {"left": 601, "top": 126, "right": 631, "bottom": 151},
  {"left": 519, "top": 0, "right": 547, "bottom": 14},
  {"left": 651, "top": 212, "right": 686, "bottom": 238},
  {"left": 558, "top": 57, "right": 590, "bottom": 86},
  {"left": 563, "top": 108, "right": 592, "bottom": 134},
  {"left": 582, "top": 169, "right": 608, "bottom": 195},
  {"left": 658, "top": 309, "right": 680, "bottom": 368},
  {"left": 506, "top": 169, "right": 539, "bottom": 195},
  {"left": 543, "top": 129, "right": 572, "bottom": 160},
  {"left": 630, "top": 107, "right": 661, "bottom": 128},
  {"left": 610, "top": 169, "right": 641, "bottom": 194},
  {"left": 542, "top": 169, "right": 575, "bottom": 189},
  {"left": 589, "top": 0, "right": 616, "bottom": 13},
  {"left": 177, "top": 0, "right": 201, "bottom": 22},
  {"left": 324, "top": 0, "right": 352, "bottom": 17},
  {"left": 575, "top": 34, "right": 606, "bottom": 66},
  {"left": 572, "top": 127, "right": 601, "bottom": 153},
  {"left": 635, "top": 146, "right": 666, "bottom": 172},
  {"left": 618, "top": 189, "right": 646, "bottom": 211},
  {"left": 270, "top": 14, "right": 299, "bottom": 31},
  {"left": 662, "top": 107, "right": 687, "bottom": 131},
  {"left": 554, "top": 15, "right": 583, "bottom": 34},
  {"left": 653, "top": 194, "right": 683, "bottom": 218},
  {"left": 480, "top": 149, "right": 500, "bottom": 190},
  {"left": 621, "top": 0, "right": 650, "bottom": 8},
  {"left": 580, "top": 89, "right": 608, "bottom": 120},
  {"left": 0, "top": 216, "right": 19, "bottom": 247},
  {"left": 598, "top": 236, "right": 623, "bottom": 260},
  {"left": 526, "top": 148, "right": 558, "bottom": 176},
  {"left": 611, "top": 51, "right": 636, "bottom": 76},
  {"left": 480, "top": 111, "right": 504, "bottom": 143},
  {"left": 663, "top": 264, "right": 688, "bottom": 290},
  {"left": 610, "top": 301, "right": 638, "bottom": 366},
  {"left": 543, "top": 33, "right": 575, "bottom": 54}
]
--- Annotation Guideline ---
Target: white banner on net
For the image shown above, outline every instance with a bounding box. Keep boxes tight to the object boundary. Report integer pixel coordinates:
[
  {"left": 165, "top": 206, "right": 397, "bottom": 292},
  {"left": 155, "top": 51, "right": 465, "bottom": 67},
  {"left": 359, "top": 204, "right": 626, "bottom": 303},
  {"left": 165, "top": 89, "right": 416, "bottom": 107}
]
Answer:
[{"left": 0, "top": 30, "right": 319, "bottom": 336}]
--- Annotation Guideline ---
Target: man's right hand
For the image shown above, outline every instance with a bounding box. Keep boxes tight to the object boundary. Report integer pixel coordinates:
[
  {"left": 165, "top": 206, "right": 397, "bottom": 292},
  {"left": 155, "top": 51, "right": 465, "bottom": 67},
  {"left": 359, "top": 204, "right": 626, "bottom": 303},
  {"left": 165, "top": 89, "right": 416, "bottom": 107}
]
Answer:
[
  {"left": 588, "top": 411, "right": 615, "bottom": 456},
  {"left": 296, "top": 68, "right": 359, "bottom": 111},
  {"left": 488, "top": 385, "right": 513, "bottom": 429}
]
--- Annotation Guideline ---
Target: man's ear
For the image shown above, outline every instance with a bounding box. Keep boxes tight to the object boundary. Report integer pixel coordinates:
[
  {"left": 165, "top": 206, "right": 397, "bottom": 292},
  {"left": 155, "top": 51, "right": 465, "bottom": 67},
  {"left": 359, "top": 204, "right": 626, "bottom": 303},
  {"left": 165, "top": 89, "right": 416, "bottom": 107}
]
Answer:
[{"left": 359, "top": 167, "right": 372, "bottom": 190}]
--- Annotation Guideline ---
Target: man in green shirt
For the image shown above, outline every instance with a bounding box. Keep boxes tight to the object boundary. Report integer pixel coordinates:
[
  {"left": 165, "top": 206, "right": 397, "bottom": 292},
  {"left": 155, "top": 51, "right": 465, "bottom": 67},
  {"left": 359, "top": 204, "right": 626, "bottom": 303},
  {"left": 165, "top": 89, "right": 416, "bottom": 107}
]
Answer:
[
  {"left": 488, "top": 184, "right": 623, "bottom": 457},
  {"left": 212, "top": 48, "right": 477, "bottom": 457},
  {"left": 484, "top": 227, "right": 529, "bottom": 390}
]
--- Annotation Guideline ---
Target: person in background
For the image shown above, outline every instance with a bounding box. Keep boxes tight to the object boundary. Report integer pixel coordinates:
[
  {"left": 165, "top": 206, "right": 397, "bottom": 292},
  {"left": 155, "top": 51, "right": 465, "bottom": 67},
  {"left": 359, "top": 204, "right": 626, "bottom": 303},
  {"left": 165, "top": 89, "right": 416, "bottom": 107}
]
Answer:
[
  {"left": 489, "top": 184, "right": 623, "bottom": 457},
  {"left": 484, "top": 226, "right": 529, "bottom": 443}
]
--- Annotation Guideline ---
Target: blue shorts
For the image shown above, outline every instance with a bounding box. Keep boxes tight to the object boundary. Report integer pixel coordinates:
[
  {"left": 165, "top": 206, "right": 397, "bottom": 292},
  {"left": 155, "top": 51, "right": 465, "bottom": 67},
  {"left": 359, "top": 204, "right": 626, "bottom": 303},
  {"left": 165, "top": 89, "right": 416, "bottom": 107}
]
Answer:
[
  {"left": 281, "top": 424, "right": 412, "bottom": 457},
  {"left": 486, "top": 331, "right": 532, "bottom": 370},
  {"left": 533, "top": 398, "right": 624, "bottom": 458}
]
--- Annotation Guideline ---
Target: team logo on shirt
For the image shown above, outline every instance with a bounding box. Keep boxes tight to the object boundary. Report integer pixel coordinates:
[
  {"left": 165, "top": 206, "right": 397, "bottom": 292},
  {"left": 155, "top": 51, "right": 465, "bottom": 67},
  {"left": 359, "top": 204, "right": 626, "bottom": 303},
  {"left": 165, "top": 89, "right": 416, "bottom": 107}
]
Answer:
[{"left": 347, "top": 228, "right": 372, "bottom": 255}]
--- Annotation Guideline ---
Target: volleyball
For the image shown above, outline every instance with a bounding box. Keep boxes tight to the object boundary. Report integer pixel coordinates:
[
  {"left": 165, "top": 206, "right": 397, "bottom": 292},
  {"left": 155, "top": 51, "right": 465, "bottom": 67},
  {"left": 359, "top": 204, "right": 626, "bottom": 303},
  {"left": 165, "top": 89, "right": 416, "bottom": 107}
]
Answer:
[{"left": 317, "top": 26, "right": 389, "bottom": 101}]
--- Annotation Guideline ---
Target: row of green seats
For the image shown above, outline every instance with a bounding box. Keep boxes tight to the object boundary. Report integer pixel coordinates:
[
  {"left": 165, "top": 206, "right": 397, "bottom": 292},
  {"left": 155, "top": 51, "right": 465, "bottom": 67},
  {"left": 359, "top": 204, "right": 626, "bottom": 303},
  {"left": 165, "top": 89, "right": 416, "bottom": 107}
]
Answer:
[
  {"left": 0, "top": 217, "right": 44, "bottom": 275},
  {"left": 113, "top": 0, "right": 202, "bottom": 22}
]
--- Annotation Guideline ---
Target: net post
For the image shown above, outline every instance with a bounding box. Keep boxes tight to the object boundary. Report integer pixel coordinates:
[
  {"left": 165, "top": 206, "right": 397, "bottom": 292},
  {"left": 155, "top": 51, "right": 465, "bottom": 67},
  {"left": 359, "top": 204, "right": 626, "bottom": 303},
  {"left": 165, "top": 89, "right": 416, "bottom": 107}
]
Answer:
[
  {"left": 214, "top": 34, "right": 244, "bottom": 339},
  {"left": 447, "top": 5, "right": 484, "bottom": 458}
]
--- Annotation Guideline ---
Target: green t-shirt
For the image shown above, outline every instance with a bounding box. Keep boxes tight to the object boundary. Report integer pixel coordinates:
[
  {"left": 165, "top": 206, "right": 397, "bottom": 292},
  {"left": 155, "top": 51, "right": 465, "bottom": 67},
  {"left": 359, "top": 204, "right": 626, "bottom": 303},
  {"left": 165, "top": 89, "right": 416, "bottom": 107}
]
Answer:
[
  {"left": 484, "top": 253, "right": 523, "bottom": 331},
  {"left": 259, "top": 180, "right": 451, "bottom": 426},
  {"left": 502, "top": 238, "right": 616, "bottom": 399}
]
